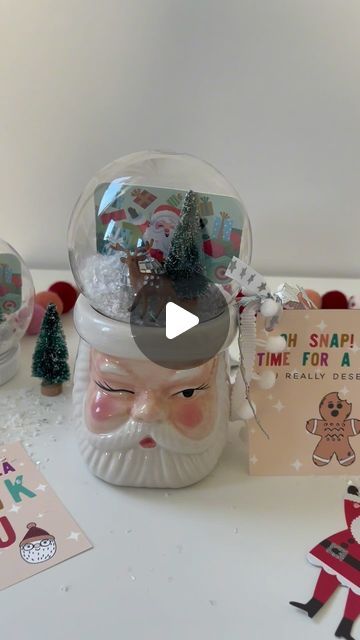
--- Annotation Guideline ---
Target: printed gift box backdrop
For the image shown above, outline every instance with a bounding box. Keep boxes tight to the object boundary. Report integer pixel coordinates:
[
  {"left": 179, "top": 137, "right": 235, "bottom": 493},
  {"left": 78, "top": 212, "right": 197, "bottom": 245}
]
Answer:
[
  {"left": 249, "top": 310, "right": 360, "bottom": 476},
  {"left": 94, "top": 183, "right": 244, "bottom": 284}
]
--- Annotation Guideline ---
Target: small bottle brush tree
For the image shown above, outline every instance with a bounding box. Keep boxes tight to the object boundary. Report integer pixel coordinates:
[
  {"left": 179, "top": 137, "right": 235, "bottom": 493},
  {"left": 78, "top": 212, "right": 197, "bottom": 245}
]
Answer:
[
  {"left": 32, "top": 303, "right": 70, "bottom": 396},
  {"left": 165, "top": 190, "right": 208, "bottom": 299}
]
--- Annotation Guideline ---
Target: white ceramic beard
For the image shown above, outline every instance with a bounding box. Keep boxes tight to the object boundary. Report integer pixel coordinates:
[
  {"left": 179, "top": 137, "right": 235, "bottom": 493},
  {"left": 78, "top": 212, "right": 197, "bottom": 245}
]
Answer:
[
  {"left": 73, "top": 340, "right": 231, "bottom": 488},
  {"left": 20, "top": 540, "right": 57, "bottom": 564}
]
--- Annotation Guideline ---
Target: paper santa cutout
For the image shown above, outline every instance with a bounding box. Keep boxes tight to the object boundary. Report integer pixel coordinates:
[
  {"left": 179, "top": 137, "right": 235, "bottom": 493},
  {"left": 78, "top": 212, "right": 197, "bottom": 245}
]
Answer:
[{"left": 290, "top": 483, "right": 360, "bottom": 640}]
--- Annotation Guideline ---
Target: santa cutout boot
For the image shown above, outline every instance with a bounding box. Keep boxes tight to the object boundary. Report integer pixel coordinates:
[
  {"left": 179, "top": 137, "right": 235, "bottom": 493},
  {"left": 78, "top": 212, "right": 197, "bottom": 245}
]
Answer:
[
  {"left": 335, "top": 589, "right": 360, "bottom": 640},
  {"left": 289, "top": 598, "right": 323, "bottom": 618},
  {"left": 290, "top": 570, "right": 340, "bottom": 618},
  {"left": 335, "top": 618, "right": 355, "bottom": 640}
]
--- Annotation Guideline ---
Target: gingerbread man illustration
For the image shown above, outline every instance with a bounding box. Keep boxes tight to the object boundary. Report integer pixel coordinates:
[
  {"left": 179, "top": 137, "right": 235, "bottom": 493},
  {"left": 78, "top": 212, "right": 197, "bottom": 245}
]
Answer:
[{"left": 306, "top": 392, "right": 360, "bottom": 467}]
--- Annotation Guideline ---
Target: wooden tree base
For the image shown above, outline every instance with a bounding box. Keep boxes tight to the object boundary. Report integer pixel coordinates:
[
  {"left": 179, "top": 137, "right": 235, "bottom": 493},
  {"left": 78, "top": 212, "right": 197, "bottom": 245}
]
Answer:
[{"left": 41, "top": 383, "right": 63, "bottom": 397}]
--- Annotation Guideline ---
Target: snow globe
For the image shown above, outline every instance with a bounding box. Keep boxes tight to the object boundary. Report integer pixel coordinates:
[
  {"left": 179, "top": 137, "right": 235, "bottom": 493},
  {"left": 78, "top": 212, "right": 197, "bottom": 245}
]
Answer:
[
  {"left": 0, "top": 240, "right": 34, "bottom": 385},
  {"left": 69, "top": 150, "right": 252, "bottom": 488}
]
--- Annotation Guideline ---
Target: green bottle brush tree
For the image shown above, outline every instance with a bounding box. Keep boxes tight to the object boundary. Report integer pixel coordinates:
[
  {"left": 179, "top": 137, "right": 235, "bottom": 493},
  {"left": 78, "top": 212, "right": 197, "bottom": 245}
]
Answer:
[{"left": 32, "top": 303, "right": 70, "bottom": 396}]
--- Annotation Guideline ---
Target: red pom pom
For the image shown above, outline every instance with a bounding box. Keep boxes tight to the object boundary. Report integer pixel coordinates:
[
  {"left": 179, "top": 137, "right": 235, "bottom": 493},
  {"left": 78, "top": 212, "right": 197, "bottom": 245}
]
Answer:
[
  {"left": 35, "top": 291, "right": 64, "bottom": 314},
  {"left": 48, "top": 281, "right": 78, "bottom": 313},
  {"left": 321, "top": 290, "right": 348, "bottom": 309}
]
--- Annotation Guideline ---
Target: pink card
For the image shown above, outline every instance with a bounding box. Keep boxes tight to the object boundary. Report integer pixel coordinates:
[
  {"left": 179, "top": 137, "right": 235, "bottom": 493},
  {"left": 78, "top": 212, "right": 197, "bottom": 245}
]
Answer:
[
  {"left": 0, "top": 441, "right": 92, "bottom": 589},
  {"left": 249, "top": 310, "right": 360, "bottom": 475}
]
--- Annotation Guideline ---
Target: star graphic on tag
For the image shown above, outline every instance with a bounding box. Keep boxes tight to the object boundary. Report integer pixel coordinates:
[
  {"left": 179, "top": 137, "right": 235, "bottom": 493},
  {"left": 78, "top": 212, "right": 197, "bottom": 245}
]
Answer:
[
  {"left": 240, "top": 267, "right": 247, "bottom": 278},
  {"left": 36, "top": 484, "right": 47, "bottom": 492},
  {"left": 273, "top": 400, "right": 285, "bottom": 412},
  {"left": 67, "top": 531, "right": 81, "bottom": 541},
  {"left": 258, "top": 282, "right": 267, "bottom": 292},
  {"left": 247, "top": 274, "right": 255, "bottom": 285},
  {"left": 9, "top": 504, "right": 21, "bottom": 513},
  {"left": 316, "top": 320, "right": 327, "bottom": 333}
]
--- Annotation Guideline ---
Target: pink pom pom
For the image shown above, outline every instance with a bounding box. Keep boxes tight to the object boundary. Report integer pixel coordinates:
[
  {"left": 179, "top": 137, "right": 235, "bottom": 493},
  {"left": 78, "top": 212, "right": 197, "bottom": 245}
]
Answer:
[
  {"left": 304, "top": 289, "right": 322, "bottom": 308},
  {"left": 35, "top": 291, "right": 64, "bottom": 314},
  {"left": 26, "top": 304, "right": 45, "bottom": 335}
]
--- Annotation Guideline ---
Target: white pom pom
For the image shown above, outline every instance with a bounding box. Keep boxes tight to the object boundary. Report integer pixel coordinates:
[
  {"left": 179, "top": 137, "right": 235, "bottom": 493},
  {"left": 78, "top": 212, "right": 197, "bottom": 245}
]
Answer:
[
  {"left": 266, "top": 335, "right": 286, "bottom": 353},
  {"left": 238, "top": 400, "right": 256, "bottom": 421},
  {"left": 257, "top": 370, "right": 276, "bottom": 389},
  {"left": 260, "top": 298, "right": 281, "bottom": 318}
]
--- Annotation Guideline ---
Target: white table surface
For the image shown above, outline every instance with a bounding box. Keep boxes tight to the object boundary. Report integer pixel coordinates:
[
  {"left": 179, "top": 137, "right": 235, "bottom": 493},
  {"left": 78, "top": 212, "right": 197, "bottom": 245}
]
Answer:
[{"left": 2, "top": 270, "right": 360, "bottom": 640}]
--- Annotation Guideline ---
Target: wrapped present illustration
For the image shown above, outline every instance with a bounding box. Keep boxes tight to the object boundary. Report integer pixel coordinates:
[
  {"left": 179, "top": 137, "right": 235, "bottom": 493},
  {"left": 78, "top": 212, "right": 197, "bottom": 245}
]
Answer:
[
  {"left": 99, "top": 209, "right": 126, "bottom": 225},
  {"left": 0, "top": 255, "right": 22, "bottom": 313},
  {"left": 128, "top": 206, "right": 142, "bottom": 220},
  {"left": 213, "top": 211, "right": 232, "bottom": 240},
  {"left": 199, "top": 195, "right": 214, "bottom": 217},
  {"left": 131, "top": 188, "right": 156, "bottom": 209},
  {"left": 223, "top": 217, "right": 233, "bottom": 241},
  {"left": 120, "top": 221, "right": 143, "bottom": 249},
  {"left": 167, "top": 192, "right": 183, "bottom": 208},
  {"left": 0, "top": 264, "right": 11, "bottom": 285}
]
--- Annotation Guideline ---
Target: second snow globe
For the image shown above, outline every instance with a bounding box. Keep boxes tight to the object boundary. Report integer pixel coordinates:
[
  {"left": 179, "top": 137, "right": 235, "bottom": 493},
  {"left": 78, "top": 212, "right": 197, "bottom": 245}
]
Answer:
[
  {"left": 68, "top": 150, "right": 252, "bottom": 488},
  {"left": 0, "top": 240, "right": 34, "bottom": 385}
]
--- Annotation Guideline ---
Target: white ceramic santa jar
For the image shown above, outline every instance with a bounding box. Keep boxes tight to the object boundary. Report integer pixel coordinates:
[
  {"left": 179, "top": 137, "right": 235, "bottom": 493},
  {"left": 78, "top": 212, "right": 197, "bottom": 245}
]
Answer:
[{"left": 68, "top": 151, "right": 252, "bottom": 488}]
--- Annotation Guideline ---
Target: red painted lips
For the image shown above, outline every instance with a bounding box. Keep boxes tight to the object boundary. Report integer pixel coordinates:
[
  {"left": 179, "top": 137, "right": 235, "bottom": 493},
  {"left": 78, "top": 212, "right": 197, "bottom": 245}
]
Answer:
[{"left": 139, "top": 437, "right": 157, "bottom": 449}]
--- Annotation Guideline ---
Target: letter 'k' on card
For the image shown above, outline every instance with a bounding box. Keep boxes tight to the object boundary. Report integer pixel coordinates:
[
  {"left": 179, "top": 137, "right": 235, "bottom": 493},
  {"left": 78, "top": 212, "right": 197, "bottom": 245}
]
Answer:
[{"left": 0, "top": 441, "right": 92, "bottom": 589}]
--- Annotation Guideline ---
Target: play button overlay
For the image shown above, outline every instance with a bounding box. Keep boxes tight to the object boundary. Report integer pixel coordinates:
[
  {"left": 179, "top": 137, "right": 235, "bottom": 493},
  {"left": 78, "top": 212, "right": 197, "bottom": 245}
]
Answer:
[
  {"left": 165, "top": 303, "right": 199, "bottom": 339},
  {"left": 130, "top": 277, "right": 231, "bottom": 369}
]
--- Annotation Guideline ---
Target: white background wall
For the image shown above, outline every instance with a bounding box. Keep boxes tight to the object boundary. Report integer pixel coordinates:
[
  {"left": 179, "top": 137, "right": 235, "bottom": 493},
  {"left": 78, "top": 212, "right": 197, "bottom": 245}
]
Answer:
[{"left": 1, "top": 0, "right": 360, "bottom": 277}]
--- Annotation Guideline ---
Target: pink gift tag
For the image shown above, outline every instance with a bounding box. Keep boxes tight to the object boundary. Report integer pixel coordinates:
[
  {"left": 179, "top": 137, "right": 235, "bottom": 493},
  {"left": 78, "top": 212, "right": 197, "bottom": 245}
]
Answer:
[{"left": 0, "top": 441, "right": 92, "bottom": 590}]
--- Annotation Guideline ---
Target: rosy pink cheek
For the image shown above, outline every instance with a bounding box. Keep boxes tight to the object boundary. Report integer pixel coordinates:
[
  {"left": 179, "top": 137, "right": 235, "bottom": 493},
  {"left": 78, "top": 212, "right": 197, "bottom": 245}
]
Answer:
[
  {"left": 90, "top": 392, "right": 128, "bottom": 422},
  {"left": 173, "top": 403, "right": 203, "bottom": 429}
]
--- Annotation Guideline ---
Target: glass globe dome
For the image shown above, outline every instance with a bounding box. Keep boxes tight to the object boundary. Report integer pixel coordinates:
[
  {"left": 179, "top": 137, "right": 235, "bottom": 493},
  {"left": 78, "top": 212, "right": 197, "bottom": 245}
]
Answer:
[
  {"left": 68, "top": 150, "right": 252, "bottom": 322},
  {"left": 0, "top": 239, "right": 34, "bottom": 383}
]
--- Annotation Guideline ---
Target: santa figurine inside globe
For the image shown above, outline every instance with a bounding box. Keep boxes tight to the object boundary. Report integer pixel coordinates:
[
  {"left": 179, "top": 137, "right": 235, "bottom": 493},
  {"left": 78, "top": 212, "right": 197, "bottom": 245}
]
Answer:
[{"left": 68, "top": 151, "right": 276, "bottom": 489}]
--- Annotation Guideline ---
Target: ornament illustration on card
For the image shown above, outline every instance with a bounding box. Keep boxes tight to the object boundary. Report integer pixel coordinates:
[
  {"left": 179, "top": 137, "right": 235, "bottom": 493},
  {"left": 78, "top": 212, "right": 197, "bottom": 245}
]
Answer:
[
  {"left": 0, "top": 442, "right": 92, "bottom": 590},
  {"left": 249, "top": 310, "right": 360, "bottom": 475},
  {"left": 290, "top": 484, "right": 360, "bottom": 640}
]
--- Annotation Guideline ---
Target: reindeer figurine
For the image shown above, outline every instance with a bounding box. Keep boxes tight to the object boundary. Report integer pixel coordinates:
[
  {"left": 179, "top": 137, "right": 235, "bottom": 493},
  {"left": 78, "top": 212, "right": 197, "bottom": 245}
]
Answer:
[{"left": 110, "top": 240, "right": 174, "bottom": 320}]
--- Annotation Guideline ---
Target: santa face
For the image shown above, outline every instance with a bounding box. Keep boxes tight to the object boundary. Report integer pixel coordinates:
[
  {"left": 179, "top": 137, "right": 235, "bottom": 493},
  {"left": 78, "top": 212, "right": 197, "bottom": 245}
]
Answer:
[
  {"left": 20, "top": 538, "right": 57, "bottom": 564},
  {"left": 143, "top": 212, "right": 179, "bottom": 257},
  {"left": 78, "top": 348, "right": 231, "bottom": 487},
  {"left": 154, "top": 216, "right": 177, "bottom": 238}
]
